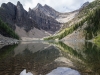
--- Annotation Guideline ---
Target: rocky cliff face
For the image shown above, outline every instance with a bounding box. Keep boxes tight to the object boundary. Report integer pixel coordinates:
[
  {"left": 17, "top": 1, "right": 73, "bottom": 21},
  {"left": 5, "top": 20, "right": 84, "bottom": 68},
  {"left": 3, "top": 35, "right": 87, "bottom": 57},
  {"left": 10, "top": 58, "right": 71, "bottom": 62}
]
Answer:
[
  {"left": 0, "top": 1, "right": 61, "bottom": 36},
  {"left": 33, "top": 3, "right": 60, "bottom": 18},
  {"left": 80, "top": 1, "right": 89, "bottom": 10},
  {"left": 42, "top": 4, "right": 60, "bottom": 18},
  {"left": 16, "top": 1, "right": 39, "bottom": 31},
  {"left": 0, "top": 1, "right": 38, "bottom": 32},
  {"left": 29, "top": 3, "right": 61, "bottom": 34},
  {"left": 0, "top": 2, "right": 17, "bottom": 29}
]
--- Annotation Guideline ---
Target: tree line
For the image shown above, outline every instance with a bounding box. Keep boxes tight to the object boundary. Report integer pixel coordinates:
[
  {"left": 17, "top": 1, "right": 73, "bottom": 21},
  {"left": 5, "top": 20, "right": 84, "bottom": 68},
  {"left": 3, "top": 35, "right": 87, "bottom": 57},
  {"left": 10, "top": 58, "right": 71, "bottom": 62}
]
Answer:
[{"left": 0, "top": 19, "right": 19, "bottom": 39}]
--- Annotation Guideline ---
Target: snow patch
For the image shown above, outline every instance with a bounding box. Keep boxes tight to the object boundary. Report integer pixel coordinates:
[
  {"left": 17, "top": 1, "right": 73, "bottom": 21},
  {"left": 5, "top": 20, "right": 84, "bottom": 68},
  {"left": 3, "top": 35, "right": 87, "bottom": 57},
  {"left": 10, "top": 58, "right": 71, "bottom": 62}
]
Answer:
[{"left": 56, "top": 12, "right": 78, "bottom": 23}]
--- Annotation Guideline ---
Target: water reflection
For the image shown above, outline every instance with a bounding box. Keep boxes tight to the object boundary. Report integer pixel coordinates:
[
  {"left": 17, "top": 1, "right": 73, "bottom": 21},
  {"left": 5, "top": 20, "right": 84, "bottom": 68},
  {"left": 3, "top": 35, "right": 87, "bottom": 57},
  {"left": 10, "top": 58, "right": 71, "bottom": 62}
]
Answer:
[
  {"left": 20, "top": 69, "right": 33, "bottom": 75},
  {"left": 14, "top": 42, "right": 50, "bottom": 56},
  {"left": 0, "top": 41, "right": 100, "bottom": 75},
  {"left": 0, "top": 42, "right": 61, "bottom": 75},
  {"left": 20, "top": 67, "right": 80, "bottom": 75},
  {"left": 47, "top": 67, "right": 80, "bottom": 75},
  {"left": 57, "top": 41, "right": 100, "bottom": 75}
]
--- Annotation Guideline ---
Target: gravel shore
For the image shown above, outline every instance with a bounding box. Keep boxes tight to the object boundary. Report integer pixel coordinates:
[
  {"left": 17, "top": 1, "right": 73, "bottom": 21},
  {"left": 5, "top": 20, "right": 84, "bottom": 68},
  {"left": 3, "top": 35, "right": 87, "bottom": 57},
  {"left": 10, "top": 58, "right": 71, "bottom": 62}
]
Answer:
[{"left": 0, "top": 34, "right": 19, "bottom": 45}]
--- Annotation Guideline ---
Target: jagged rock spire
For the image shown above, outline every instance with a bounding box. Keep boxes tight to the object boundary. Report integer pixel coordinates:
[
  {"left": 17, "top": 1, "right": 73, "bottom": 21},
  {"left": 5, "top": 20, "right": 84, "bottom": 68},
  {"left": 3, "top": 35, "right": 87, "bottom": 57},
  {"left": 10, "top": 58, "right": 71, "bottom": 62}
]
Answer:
[{"left": 17, "top": 1, "right": 23, "bottom": 9}]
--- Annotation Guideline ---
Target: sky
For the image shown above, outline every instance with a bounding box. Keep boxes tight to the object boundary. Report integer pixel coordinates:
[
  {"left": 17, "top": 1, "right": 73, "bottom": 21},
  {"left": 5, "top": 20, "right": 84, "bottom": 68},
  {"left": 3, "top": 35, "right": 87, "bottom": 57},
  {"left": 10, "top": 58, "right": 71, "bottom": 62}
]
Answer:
[{"left": 0, "top": 0, "right": 94, "bottom": 12}]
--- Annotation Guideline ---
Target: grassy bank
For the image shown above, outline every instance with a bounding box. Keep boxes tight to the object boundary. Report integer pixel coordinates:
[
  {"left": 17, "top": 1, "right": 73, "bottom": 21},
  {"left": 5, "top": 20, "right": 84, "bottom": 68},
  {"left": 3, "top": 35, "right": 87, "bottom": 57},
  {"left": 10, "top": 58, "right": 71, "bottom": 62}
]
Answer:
[{"left": 93, "top": 35, "right": 100, "bottom": 46}]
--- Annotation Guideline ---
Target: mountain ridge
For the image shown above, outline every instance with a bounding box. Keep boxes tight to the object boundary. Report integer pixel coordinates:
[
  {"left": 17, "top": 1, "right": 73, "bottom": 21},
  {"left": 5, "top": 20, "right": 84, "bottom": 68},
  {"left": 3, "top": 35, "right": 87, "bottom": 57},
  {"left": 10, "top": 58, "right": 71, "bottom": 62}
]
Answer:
[
  {"left": 0, "top": 1, "right": 61, "bottom": 39},
  {"left": 0, "top": 1, "right": 91, "bottom": 40},
  {"left": 29, "top": 3, "right": 61, "bottom": 34},
  {"left": 45, "top": 0, "right": 100, "bottom": 41}
]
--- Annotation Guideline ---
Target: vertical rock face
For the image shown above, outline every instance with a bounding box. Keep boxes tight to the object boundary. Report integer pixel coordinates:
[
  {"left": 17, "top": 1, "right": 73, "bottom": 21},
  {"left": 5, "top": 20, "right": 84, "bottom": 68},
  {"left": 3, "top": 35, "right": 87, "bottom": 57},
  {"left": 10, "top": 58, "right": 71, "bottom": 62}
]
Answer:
[
  {"left": 43, "top": 4, "right": 60, "bottom": 18},
  {"left": 16, "top": 1, "right": 38, "bottom": 31},
  {"left": 0, "top": 1, "right": 61, "bottom": 34},
  {"left": 80, "top": 2, "right": 89, "bottom": 9},
  {"left": 16, "top": 1, "right": 25, "bottom": 23},
  {"left": 0, "top": 2, "right": 17, "bottom": 29},
  {"left": 33, "top": 3, "right": 60, "bottom": 18},
  {"left": 0, "top": 1, "right": 38, "bottom": 32},
  {"left": 29, "top": 3, "right": 61, "bottom": 34}
]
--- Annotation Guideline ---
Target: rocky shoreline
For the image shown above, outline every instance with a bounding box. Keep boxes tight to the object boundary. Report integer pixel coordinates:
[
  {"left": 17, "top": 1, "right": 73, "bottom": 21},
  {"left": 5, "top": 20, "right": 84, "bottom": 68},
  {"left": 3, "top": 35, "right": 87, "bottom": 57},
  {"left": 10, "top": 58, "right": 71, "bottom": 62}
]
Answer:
[{"left": 0, "top": 34, "right": 19, "bottom": 45}]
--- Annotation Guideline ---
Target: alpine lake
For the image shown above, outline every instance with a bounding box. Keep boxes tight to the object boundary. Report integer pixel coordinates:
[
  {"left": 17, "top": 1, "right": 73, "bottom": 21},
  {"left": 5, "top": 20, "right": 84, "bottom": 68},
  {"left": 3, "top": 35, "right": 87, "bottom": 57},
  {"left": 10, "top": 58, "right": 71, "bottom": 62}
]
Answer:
[{"left": 0, "top": 40, "right": 100, "bottom": 75}]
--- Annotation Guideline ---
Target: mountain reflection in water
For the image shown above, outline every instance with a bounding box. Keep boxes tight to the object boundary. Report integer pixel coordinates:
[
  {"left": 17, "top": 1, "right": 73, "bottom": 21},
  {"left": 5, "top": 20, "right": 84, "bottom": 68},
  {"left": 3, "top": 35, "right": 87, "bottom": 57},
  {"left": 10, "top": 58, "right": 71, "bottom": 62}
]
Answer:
[
  {"left": 20, "top": 69, "right": 33, "bottom": 75},
  {"left": 47, "top": 67, "right": 80, "bottom": 75},
  {"left": 20, "top": 67, "right": 80, "bottom": 75},
  {"left": 0, "top": 41, "right": 100, "bottom": 75}
]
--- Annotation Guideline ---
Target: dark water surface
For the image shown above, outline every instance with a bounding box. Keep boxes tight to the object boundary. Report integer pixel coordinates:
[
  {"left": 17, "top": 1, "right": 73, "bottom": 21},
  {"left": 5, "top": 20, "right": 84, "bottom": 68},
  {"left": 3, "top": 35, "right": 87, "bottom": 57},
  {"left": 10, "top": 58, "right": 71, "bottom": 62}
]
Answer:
[{"left": 0, "top": 41, "right": 100, "bottom": 75}]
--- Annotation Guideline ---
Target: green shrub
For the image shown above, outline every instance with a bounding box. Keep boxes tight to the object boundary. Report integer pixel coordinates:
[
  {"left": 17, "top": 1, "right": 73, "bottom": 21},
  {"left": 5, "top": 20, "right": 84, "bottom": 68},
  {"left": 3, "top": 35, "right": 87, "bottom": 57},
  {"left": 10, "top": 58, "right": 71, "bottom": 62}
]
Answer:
[{"left": 0, "top": 19, "right": 19, "bottom": 39}]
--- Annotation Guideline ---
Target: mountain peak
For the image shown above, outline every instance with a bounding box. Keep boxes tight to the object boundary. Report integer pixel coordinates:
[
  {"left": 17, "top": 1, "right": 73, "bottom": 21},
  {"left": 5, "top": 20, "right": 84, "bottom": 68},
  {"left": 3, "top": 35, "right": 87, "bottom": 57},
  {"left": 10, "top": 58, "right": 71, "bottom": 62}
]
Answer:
[
  {"left": 44, "top": 4, "right": 49, "bottom": 7},
  {"left": 1, "top": 2, "right": 15, "bottom": 10},
  {"left": 44, "top": 4, "right": 53, "bottom": 10},
  {"left": 33, "top": 3, "right": 60, "bottom": 18},
  {"left": 17, "top": 1, "right": 23, "bottom": 7},
  {"left": 37, "top": 3, "right": 42, "bottom": 7},
  {"left": 34, "top": 3, "right": 43, "bottom": 10},
  {"left": 7, "top": 2, "right": 13, "bottom": 5},
  {"left": 36, "top": 3, "right": 43, "bottom": 8},
  {"left": 44, "top": 4, "right": 52, "bottom": 9},
  {"left": 81, "top": 1, "right": 89, "bottom": 8},
  {"left": 29, "top": 8, "right": 32, "bottom": 11},
  {"left": 17, "top": 1, "right": 21, "bottom": 5}
]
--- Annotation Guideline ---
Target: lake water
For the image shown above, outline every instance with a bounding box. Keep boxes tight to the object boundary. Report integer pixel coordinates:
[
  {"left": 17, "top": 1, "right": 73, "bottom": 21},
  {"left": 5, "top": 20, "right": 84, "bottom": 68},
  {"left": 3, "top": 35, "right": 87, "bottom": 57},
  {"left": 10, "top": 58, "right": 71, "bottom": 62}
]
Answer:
[{"left": 0, "top": 41, "right": 100, "bottom": 75}]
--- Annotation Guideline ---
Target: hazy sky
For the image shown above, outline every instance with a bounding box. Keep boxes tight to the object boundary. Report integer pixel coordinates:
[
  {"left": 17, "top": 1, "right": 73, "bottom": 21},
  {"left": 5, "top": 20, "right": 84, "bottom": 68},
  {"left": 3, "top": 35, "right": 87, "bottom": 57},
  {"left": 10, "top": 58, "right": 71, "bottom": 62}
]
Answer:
[{"left": 0, "top": 0, "right": 94, "bottom": 12}]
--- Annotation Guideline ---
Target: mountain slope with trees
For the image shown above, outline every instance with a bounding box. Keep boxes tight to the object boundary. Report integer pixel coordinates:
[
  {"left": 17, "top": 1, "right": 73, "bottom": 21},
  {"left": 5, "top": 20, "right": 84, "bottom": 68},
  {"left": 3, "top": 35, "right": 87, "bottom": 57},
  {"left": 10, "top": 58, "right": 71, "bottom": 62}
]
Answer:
[
  {"left": 0, "top": 18, "right": 19, "bottom": 39},
  {"left": 44, "top": 0, "right": 100, "bottom": 41}
]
